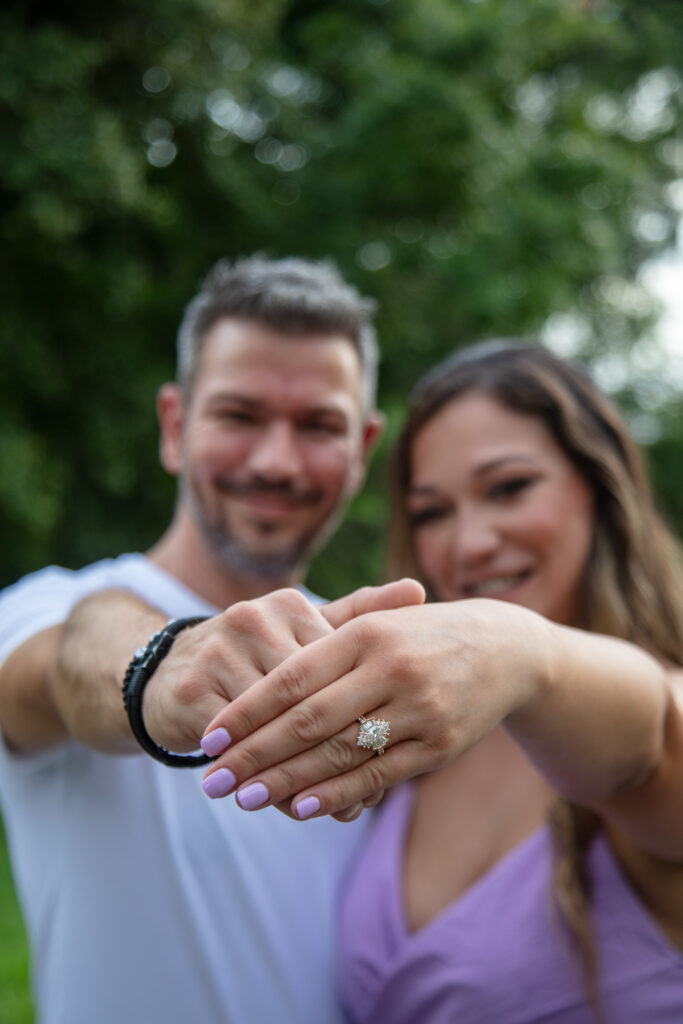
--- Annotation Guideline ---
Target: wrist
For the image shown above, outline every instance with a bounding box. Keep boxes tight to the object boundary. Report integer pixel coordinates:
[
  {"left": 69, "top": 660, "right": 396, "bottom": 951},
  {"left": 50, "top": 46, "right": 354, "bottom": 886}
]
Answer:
[
  {"left": 122, "top": 616, "right": 213, "bottom": 768},
  {"left": 499, "top": 604, "right": 558, "bottom": 721}
]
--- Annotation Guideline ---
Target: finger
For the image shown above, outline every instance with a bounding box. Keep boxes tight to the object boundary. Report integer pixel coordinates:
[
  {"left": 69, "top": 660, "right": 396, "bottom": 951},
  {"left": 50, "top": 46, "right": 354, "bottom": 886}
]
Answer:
[
  {"left": 333, "top": 803, "right": 364, "bottom": 822},
  {"left": 288, "top": 743, "right": 427, "bottom": 818},
  {"left": 218, "top": 589, "right": 332, "bottom": 679},
  {"left": 264, "top": 588, "right": 335, "bottom": 648},
  {"left": 201, "top": 623, "right": 364, "bottom": 749},
  {"left": 232, "top": 717, "right": 386, "bottom": 809},
  {"left": 362, "top": 790, "right": 385, "bottom": 809},
  {"left": 203, "top": 662, "right": 388, "bottom": 788},
  {"left": 333, "top": 790, "right": 384, "bottom": 823},
  {"left": 268, "top": 799, "right": 366, "bottom": 824},
  {"left": 321, "top": 579, "right": 425, "bottom": 630}
]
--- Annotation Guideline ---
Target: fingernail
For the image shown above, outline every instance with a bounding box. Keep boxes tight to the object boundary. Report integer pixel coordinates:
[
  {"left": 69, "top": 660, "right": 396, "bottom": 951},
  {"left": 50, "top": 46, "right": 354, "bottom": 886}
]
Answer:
[
  {"left": 295, "top": 795, "right": 321, "bottom": 820},
  {"left": 200, "top": 727, "right": 232, "bottom": 757},
  {"left": 202, "top": 767, "right": 237, "bottom": 799},
  {"left": 236, "top": 782, "right": 269, "bottom": 810}
]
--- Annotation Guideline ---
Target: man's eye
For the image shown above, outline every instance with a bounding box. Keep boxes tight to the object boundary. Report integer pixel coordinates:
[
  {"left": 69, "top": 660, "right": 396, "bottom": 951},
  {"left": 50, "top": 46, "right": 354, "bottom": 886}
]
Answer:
[
  {"left": 489, "top": 477, "right": 533, "bottom": 500},
  {"left": 218, "top": 410, "right": 258, "bottom": 424},
  {"left": 303, "top": 421, "right": 344, "bottom": 435}
]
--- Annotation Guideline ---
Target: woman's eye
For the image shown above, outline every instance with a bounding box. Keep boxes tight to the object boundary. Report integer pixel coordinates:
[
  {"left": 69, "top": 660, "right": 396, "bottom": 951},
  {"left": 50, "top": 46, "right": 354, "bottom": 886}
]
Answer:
[
  {"left": 409, "top": 506, "right": 449, "bottom": 527},
  {"left": 489, "top": 477, "right": 533, "bottom": 500}
]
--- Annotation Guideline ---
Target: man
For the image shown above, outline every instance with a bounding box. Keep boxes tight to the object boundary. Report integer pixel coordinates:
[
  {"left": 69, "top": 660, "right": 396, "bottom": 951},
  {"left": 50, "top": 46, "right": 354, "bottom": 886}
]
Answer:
[{"left": 0, "top": 257, "right": 418, "bottom": 1023}]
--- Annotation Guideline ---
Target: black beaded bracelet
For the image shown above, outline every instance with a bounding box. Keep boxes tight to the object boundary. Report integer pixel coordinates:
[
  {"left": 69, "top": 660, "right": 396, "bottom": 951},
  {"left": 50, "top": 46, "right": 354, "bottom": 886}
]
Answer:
[{"left": 122, "top": 615, "right": 213, "bottom": 768}]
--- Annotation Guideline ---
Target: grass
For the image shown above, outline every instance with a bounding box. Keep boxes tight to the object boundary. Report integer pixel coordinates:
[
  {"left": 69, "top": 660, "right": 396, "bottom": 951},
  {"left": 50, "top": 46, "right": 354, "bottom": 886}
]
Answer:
[{"left": 0, "top": 814, "right": 33, "bottom": 1024}]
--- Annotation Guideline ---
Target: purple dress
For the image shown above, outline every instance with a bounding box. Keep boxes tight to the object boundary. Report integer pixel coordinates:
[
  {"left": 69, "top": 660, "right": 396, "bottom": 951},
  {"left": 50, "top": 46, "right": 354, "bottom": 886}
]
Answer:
[{"left": 339, "top": 783, "right": 683, "bottom": 1023}]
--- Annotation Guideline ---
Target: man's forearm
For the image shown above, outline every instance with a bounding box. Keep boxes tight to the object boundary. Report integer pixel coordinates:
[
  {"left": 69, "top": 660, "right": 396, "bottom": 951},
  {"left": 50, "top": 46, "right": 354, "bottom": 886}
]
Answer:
[
  {"left": 0, "top": 624, "right": 70, "bottom": 752},
  {"left": 53, "top": 589, "right": 169, "bottom": 752},
  {"left": 0, "top": 589, "right": 167, "bottom": 754}
]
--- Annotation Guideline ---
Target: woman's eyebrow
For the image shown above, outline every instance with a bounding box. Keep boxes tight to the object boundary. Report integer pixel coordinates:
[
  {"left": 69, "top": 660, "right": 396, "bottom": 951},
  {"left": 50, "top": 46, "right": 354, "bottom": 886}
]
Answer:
[
  {"left": 408, "top": 484, "right": 443, "bottom": 498},
  {"left": 409, "top": 455, "right": 538, "bottom": 495},
  {"left": 472, "top": 454, "right": 538, "bottom": 477}
]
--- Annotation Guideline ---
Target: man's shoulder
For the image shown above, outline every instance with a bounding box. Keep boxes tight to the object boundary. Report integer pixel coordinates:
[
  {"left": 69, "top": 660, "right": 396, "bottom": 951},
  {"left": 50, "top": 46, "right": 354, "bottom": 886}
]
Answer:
[
  {"left": 0, "top": 554, "right": 148, "bottom": 665},
  {"left": 2, "top": 554, "right": 147, "bottom": 600}
]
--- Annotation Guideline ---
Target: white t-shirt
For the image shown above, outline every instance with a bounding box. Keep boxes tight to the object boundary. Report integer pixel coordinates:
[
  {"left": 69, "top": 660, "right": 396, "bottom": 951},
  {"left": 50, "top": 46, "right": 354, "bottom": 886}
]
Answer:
[{"left": 0, "top": 555, "right": 369, "bottom": 1024}]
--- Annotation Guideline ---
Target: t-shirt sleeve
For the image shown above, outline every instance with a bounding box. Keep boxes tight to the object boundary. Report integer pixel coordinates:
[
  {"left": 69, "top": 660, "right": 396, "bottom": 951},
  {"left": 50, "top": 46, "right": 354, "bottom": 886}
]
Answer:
[{"left": 0, "top": 564, "right": 119, "bottom": 667}]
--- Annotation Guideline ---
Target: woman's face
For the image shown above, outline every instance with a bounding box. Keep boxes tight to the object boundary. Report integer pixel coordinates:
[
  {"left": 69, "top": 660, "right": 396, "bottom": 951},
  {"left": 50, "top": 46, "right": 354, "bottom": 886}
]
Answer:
[{"left": 407, "top": 391, "right": 595, "bottom": 626}]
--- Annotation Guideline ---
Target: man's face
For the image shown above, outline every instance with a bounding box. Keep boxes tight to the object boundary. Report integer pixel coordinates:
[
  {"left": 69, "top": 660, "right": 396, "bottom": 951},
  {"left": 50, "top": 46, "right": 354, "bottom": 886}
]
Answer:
[{"left": 160, "top": 319, "right": 381, "bottom": 580}]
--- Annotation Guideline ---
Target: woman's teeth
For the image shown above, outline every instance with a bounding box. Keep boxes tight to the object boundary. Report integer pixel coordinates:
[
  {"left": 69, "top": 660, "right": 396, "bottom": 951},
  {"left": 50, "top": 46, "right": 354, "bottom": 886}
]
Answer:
[{"left": 467, "top": 573, "right": 527, "bottom": 597}]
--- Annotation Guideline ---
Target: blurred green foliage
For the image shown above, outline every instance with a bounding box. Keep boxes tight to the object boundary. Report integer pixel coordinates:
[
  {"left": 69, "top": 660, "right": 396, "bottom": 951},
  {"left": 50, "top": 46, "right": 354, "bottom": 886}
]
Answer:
[
  {"left": 0, "top": 819, "right": 31, "bottom": 1024},
  {"left": 1, "top": 0, "right": 682, "bottom": 601},
  {"left": 0, "top": 2, "right": 682, "bottom": 1015}
]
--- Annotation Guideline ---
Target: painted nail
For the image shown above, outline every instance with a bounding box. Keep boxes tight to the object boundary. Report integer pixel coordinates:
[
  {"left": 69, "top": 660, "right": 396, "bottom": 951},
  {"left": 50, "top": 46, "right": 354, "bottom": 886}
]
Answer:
[
  {"left": 236, "top": 782, "right": 269, "bottom": 810},
  {"left": 202, "top": 767, "right": 237, "bottom": 799},
  {"left": 200, "top": 727, "right": 232, "bottom": 757},
  {"left": 295, "top": 796, "right": 321, "bottom": 820}
]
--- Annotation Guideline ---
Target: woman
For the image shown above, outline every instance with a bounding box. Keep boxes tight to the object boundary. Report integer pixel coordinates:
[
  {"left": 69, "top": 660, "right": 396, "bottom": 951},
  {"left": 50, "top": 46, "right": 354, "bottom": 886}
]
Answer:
[{"left": 200, "top": 341, "right": 683, "bottom": 1021}]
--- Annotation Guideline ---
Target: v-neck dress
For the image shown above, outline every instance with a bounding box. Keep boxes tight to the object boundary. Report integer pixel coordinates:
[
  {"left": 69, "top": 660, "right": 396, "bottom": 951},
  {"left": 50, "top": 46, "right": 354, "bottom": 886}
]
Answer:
[{"left": 338, "top": 783, "right": 683, "bottom": 1023}]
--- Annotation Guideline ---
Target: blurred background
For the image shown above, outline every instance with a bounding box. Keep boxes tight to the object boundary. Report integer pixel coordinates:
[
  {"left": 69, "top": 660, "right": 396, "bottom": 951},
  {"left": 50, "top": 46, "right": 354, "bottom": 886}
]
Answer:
[{"left": 1, "top": 1, "right": 682, "bottom": 1018}]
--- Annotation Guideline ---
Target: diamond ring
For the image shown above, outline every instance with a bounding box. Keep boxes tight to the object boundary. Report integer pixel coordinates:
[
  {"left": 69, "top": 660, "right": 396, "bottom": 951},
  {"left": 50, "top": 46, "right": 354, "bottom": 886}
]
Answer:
[{"left": 357, "top": 715, "right": 391, "bottom": 756}]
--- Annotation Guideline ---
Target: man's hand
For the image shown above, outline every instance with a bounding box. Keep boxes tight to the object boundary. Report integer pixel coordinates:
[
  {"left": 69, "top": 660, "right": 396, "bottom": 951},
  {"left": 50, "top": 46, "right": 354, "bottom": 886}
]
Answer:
[{"left": 144, "top": 579, "right": 424, "bottom": 759}]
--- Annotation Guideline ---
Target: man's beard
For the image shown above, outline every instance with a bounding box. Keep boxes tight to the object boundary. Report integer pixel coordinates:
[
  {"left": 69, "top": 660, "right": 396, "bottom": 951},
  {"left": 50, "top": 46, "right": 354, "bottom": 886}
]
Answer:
[{"left": 183, "top": 475, "right": 337, "bottom": 581}]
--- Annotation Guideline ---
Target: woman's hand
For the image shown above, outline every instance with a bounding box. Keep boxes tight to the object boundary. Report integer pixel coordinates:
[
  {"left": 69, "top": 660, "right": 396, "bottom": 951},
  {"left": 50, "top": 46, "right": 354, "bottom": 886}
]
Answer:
[{"left": 200, "top": 599, "right": 552, "bottom": 819}]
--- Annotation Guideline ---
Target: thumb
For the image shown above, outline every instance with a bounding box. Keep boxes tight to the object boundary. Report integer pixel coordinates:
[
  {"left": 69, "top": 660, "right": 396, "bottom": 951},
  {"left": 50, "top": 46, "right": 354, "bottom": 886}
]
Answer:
[{"left": 321, "top": 578, "right": 425, "bottom": 629}]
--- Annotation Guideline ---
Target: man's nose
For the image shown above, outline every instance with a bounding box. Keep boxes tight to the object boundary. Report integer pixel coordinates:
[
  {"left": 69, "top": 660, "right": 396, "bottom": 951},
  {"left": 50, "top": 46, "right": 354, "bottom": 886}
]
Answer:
[{"left": 246, "top": 420, "right": 304, "bottom": 480}]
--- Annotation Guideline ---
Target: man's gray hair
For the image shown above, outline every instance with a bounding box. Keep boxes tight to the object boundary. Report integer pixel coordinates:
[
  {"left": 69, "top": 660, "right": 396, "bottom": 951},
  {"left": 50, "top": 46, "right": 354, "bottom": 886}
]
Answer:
[{"left": 176, "top": 255, "right": 379, "bottom": 409}]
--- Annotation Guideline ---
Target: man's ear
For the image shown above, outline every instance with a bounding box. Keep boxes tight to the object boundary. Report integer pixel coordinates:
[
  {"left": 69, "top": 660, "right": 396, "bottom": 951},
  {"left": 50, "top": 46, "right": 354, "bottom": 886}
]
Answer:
[
  {"left": 361, "top": 411, "right": 385, "bottom": 463},
  {"left": 348, "top": 411, "right": 386, "bottom": 494},
  {"left": 157, "top": 383, "right": 185, "bottom": 476}
]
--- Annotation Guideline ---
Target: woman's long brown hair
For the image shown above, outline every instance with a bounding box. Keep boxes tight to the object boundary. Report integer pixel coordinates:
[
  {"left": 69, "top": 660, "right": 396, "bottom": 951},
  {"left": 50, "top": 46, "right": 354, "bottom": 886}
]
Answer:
[{"left": 387, "top": 340, "right": 683, "bottom": 1014}]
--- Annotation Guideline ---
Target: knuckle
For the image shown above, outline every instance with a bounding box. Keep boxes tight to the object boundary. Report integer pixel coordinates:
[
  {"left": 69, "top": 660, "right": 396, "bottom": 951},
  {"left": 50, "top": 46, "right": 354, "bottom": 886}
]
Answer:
[
  {"left": 274, "top": 663, "right": 309, "bottom": 707},
  {"left": 223, "top": 700, "right": 259, "bottom": 739},
  {"left": 425, "top": 718, "right": 458, "bottom": 766},
  {"left": 360, "top": 758, "right": 386, "bottom": 793},
  {"left": 222, "top": 600, "right": 266, "bottom": 635},
  {"left": 324, "top": 776, "right": 356, "bottom": 810},
  {"left": 392, "top": 648, "right": 422, "bottom": 684},
  {"left": 413, "top": 686, "right": 443, "bottom": 722},
  {"left": 353, "top": 585, "right": 373, "bottom": 607},
  {"left": 288, "top": 703, "right": 325, "bottom": 745},
  {"left": 235, "top": 744, "right": 265, "bottom": 779},
  {"left": 197, "top": 633, "right": 229, "bottom": 667},
  {"left": 271, "top": 587, "right": 309, "bottom": 613},
  {"left": 350, "top": 616, "right": 382, "bottom": 649},
  {"left": 237, "top": 706, "right": 263, "bottom": 740},
  {"left": 172, "top": 670, "right": 205, "bottom": 708},
  {"left": 272, "top": 761, "right": 300, "bottom": 796},
  {"left": 321, "top": 734, "right": 356, "bottom": 774}
]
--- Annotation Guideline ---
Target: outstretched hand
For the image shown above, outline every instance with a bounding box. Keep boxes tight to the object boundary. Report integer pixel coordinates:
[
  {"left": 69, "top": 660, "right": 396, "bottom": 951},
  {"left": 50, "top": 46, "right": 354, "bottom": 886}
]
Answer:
[
  {"left": 200, "top": 598, "right": 550, "bottom": 821},
  {"left": 142, "top": 579, "right": 425, "bottom": 819}
]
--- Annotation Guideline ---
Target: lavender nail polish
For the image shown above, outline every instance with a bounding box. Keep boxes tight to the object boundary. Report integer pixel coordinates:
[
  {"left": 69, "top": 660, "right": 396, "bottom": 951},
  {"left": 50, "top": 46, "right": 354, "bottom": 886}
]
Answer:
[
  {"left": 200, "top": 727, "right": 232, "bottom": 757},
  {"left": 295, "top": 796, "right": 320, "bottom": 820},
  {"left": 236, "top": 782, "right": 269, "bottom": 810},
  {"left": 202, "top": 767, "right": 237, "bottom": 799}
]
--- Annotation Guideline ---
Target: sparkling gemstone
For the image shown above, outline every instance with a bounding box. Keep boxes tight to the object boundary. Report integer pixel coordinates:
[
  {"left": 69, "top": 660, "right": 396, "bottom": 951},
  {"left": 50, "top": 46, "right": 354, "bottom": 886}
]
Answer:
[{"left": 357, "top": 718, "right": 390, "bottom": 751}]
